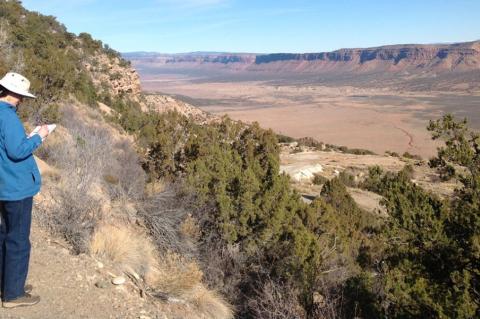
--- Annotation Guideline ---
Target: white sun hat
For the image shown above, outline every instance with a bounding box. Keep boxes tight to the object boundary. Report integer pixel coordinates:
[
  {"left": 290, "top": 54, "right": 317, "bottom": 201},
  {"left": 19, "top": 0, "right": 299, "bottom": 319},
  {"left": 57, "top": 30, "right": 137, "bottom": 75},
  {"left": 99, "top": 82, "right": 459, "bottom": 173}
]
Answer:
[{"left": 0, "top": 72, "right": 36, "bottom": 98}]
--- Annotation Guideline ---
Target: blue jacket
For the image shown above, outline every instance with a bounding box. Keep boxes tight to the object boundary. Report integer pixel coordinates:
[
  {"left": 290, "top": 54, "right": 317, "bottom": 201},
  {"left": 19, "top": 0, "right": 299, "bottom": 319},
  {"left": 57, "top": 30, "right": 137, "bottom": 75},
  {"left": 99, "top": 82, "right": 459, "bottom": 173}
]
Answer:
[{"left": 0, "top": 101, "right": 43, "bottom": 200}]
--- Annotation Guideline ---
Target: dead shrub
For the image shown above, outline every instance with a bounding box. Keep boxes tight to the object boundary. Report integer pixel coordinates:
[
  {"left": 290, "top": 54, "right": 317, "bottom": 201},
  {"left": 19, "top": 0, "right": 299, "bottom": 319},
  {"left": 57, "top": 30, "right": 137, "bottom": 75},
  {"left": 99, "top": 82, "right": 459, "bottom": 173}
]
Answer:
[
  {"left": 139, "top": 188, "right": 196, "bottom": 256},
  {"left": 107, "top": 139, "right": 146, "bottom": 200},
  {"left": 198, "top": 237, "right": 247, "bottom": 307},
  {"left": 247, "top": 280, "right": 306, "bottom": 319},
  {"left": 37, "top": 104, "right": 145, "bottom": 252},
  {"left": 309, "top": 283, "right": 346, "bottom": 319}
]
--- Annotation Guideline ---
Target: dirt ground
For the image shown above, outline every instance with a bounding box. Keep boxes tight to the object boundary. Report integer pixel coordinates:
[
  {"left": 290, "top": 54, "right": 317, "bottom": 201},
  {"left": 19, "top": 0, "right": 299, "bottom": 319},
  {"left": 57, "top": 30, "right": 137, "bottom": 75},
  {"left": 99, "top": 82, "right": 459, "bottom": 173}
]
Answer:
[
  {"left": 0, "top": 224, "right": 163, "bottom": 319},
  {"left": 0, "top": 221, "right": 208, "bottom": 319},
  {"left": 279, "top": 148, "right": 459, "bottom": 213},
  {"left": 142, "top": 77, "right": 480, "bottom": 158}
]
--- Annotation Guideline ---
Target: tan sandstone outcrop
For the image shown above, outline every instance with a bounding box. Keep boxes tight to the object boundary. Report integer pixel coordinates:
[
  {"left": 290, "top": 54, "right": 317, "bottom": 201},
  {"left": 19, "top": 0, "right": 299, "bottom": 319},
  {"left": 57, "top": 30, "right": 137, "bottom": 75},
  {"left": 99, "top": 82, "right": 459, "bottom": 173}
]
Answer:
[
  {"left": 83, "top": 53, "right": 141, "bottom": 99},
  {"left": 143, "top": 94, "right": 217, "bottom": 123}
]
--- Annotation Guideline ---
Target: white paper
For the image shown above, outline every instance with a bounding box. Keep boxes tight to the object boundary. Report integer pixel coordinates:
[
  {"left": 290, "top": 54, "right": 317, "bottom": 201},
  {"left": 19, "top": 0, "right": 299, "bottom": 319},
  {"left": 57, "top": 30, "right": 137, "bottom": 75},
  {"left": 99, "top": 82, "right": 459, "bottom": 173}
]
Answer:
[{"left": 28, "top": 124, "right": 56, "bottom": 140}]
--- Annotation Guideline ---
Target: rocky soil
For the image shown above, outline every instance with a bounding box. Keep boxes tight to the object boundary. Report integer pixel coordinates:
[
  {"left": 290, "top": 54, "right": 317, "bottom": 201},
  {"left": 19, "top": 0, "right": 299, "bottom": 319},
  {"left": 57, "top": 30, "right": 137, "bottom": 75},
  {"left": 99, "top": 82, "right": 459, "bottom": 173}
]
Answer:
[
  {"left": 143, "top": 94, "right": 217, "bottom": 123},
  {"left": 280, "top": 147, "right": 459, "bottom": 213},
  {"left": 0, "top": 220, "right": 221, "bottom": 319},
  {"left": 0, "top": 225, "right": 161, "bottom": 319},
  {"left": 84, "top": 53, "right": 142, "bottom": 99}
]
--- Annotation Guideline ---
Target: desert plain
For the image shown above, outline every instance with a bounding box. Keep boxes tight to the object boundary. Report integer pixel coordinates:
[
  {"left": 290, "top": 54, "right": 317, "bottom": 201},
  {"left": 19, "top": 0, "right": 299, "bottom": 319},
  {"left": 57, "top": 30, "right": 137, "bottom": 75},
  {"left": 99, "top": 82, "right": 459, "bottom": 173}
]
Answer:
[{"left": 140, "top": 73, "right": 480, "bottom": 158}]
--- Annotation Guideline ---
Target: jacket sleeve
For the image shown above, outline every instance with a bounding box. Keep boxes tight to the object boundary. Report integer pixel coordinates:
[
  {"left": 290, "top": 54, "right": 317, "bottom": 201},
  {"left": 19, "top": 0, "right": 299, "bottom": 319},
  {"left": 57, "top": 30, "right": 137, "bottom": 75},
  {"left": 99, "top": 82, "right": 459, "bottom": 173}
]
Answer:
[{"left": 3, "top": 115, "right": 42, "bottom": 161}]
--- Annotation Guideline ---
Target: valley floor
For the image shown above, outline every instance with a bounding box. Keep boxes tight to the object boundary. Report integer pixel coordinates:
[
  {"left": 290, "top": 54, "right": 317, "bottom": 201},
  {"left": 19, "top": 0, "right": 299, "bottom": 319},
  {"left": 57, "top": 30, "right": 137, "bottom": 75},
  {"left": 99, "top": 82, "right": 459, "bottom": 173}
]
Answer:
[{"left": 142, "top": 77, "right": 480, "bottom": 158}]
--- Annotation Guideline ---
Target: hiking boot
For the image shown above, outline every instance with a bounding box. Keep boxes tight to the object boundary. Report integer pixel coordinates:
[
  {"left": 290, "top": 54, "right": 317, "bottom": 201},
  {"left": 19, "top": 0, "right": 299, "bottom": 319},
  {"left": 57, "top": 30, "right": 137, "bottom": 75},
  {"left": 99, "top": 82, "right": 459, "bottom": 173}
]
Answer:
[
  {"left": 0, "top": 284, "right": 33, "bottom": 298},
  {"left": 24, "top": 284, "right": 33, "bottom": 294},
  {"left": 2, "top": 293, "right": 40, "bottom": 308}
]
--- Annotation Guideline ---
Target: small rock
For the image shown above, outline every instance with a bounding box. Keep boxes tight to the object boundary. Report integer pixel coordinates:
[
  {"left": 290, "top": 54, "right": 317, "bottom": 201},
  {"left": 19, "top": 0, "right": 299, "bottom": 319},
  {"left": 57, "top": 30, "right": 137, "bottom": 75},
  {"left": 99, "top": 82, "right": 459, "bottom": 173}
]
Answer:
[
  {"left": 313, "top": 291, "right": 325, "bottom": 306},
  {"left": 112, "top": 276, "right": 126, "bottom": 285},
  {"left": 167, "top": 296, "right": 186, "bottom": 304},
  {"left": 139, "top": 316, "right": 151, "bottom": 319},
  {"left": 95, "top": 280, "right": 110, "bottom": 289},
  {"left": 97, "top": 261, "right": 104, "bottom": 269}
]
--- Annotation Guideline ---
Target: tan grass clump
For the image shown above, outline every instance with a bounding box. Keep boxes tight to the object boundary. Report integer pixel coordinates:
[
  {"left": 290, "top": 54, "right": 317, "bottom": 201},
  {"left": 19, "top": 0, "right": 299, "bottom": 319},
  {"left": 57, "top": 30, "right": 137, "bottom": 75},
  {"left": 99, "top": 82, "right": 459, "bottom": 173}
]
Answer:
[
  {"left": 90, "top": 224, "right": 158, "bottom": 278},
  {"left": 148, "top": 252, "right": 203, "bottom": 295},
  {"left": 145, "top": 180, "right": 167, "bottom": 196},
  {"left": 179, "top": 214, "right": 201, "bottom": 240},
  {"left": 89, "top": 211, "right": 233, "bottom": 319},
  {"left": 186, "top": 285, "right": 235, "bottom": 319},
  {"left": 148, "top": 252, "right": 234, "bottom": 319}
]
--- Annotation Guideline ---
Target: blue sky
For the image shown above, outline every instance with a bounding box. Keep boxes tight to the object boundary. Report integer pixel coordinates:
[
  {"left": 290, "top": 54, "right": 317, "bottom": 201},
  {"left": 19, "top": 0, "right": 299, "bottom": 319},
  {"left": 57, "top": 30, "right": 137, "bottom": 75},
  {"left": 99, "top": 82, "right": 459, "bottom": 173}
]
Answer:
[{"left": 22, "top": 0, "right": 480, "bottom": 53}]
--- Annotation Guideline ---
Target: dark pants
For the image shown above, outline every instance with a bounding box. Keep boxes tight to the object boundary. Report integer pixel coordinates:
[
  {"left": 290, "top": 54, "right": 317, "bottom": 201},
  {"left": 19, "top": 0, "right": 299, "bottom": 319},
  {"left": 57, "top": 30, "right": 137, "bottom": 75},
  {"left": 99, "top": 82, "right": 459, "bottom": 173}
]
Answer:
[{"left": 0, "top": 197, "right": 32, "bottom": 301}]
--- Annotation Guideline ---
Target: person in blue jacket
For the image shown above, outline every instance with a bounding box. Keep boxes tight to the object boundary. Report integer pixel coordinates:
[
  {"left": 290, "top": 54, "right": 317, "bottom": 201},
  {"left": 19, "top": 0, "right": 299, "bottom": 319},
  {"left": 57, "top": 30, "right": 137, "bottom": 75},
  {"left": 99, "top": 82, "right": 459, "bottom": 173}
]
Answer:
[{"left": 0, "top": 72, "right": 49, "bottom": 308}]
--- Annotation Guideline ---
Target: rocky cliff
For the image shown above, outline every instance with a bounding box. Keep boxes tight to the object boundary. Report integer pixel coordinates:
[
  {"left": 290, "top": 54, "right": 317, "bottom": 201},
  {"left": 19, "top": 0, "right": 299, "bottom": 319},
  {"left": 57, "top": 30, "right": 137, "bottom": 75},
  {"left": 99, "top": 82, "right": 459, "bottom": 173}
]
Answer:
[
  {"left": 143, "top": 94, "right": 216, "bottom": 123},
  {"left": 253, "top": 41, "right": 480, "bottom": 73},
  {"left": 125, "top": 41, "right": 480, "bottom": 91},
  {"left": 84, "top": 54, "right": 142, "bottom": 98},
  {"left": 125, "top": 40, "right": 480, "bottom": 75}
]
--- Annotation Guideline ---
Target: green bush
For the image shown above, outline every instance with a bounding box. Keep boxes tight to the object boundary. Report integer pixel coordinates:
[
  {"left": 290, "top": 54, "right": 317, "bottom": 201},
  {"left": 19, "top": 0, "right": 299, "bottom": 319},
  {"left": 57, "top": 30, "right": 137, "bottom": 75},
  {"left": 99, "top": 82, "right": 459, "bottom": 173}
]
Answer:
[
  {"left": 312, "top": 174, "right": 328, "bottom": 185},
  {"left": 136, "top": 111, "right": 380, "bottom": 316},
  {"left": 357, "top": 116, "right": 480, "bottom": 318},
  {"left": 402, "top": 151, "right": 422, "bottom": 160},
  {"left": 338, "top": 170, "right": 357, "bottom": 187},
  {"left": 0, "top": 1, "right": 123, "bottom": 117},
  {"left": 39, "top": 103, "right": 61, "bottom": 123},
  {"left": 276, "top": 133, "right": 296, "bottom": 143}
]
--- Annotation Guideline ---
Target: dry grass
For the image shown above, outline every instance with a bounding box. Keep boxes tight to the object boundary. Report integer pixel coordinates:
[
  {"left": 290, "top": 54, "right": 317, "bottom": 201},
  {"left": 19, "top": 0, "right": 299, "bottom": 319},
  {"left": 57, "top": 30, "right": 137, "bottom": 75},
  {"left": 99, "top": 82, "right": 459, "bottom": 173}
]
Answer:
[
  {"left": 91, "top": 225, "right": 234, "bottom": 318},
  {"left": 180, "top": 214, "right": 201, "bottom": 240},
  {"left": 90, "top": 224, "right": 158, "bottom": 278},
  {"left": 149, "top": 252, "right": 202, "bottom": 295},
  {"left": 186, "top": 285, "right": 235, "bottom": 319},
  {"left": 151, "top": 253, "right": 234, "bottom": 319},
  {"left": 34, "top": 103, "right": 233, "bottom": 318},
  {"left": 144, "top": 180, "right": 167, "bottom": 196},
  {"left": 247, "top": 280, "right": 306, "bottom": 319},
  {"left": 35, "top": 104, "right": 146, "bottom": 252}
]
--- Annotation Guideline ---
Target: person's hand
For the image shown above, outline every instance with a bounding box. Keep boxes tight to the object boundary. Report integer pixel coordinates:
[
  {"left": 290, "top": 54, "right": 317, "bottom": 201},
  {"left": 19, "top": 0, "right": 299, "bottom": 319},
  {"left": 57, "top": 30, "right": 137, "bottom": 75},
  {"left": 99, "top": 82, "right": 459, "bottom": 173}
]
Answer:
[{"left": 38, "top": 125, "right": 49, "bottom": 139}]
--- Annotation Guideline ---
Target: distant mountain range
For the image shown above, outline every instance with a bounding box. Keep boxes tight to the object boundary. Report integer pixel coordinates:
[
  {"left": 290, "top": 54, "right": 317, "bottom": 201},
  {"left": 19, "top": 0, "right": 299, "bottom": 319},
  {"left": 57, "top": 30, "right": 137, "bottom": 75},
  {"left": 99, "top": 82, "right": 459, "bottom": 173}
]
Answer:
[{"left": 124, "top": 40, "right": 480, "bottom": 91}]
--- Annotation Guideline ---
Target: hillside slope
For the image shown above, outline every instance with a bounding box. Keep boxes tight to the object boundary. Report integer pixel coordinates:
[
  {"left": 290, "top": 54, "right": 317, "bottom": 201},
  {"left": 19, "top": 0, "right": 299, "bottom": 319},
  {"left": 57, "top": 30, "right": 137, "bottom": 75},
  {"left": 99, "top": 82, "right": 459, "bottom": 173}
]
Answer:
[
  {"left": 0, "top": 1, "right": 231, "bottom": 318},
  {"left": 2, "top": 2, "right": 479, "bottom": 318}
]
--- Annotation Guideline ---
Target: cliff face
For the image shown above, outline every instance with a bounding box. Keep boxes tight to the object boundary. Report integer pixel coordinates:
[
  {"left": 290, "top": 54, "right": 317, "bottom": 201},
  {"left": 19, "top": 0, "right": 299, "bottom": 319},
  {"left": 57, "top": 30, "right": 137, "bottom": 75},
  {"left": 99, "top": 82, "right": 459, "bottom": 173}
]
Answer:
[
  {"left": 253, "top": 42, "right": 480, "bottom": 72},
  {"left": 165, "top": 54, "right": 255, "bottom": 64},
  {"left": 125, "top": 41, "right": 480, "bottom": 75}
]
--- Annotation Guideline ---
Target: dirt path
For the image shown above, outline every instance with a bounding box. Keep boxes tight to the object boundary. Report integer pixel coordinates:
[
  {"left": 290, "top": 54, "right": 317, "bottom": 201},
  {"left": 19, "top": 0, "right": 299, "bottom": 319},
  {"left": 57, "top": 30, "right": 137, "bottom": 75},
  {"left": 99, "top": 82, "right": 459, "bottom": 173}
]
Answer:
[
  {"left": 0, "top": 225, "right": 162, "bottom": 319},
  {"left": 393, "top": 125, "right": 415, "bottom": 148}
]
